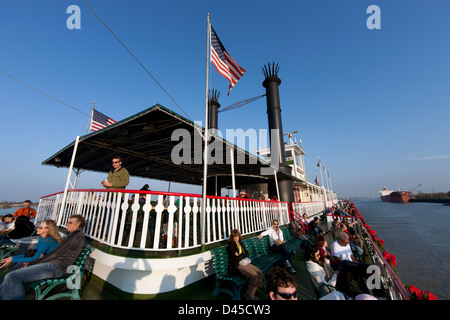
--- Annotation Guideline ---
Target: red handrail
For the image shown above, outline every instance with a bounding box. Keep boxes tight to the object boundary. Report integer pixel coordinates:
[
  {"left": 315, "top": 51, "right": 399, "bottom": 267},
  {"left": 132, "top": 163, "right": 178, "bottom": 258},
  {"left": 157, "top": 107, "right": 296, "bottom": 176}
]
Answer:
[{"left": 40, "top": 188, "right": 289, "bottom": 203}]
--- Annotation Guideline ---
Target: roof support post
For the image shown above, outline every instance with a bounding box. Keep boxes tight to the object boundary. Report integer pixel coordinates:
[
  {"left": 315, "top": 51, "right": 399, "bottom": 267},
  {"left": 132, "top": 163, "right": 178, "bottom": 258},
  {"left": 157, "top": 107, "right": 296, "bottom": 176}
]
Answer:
[{"left": 57, "top": 135, "right": 80, "bottom": 226}]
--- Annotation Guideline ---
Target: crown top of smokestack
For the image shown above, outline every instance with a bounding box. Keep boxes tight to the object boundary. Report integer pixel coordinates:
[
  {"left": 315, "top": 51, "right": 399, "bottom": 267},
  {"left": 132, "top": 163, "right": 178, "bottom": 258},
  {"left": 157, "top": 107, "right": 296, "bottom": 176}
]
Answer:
[
  {"left": 208, "top": 89, "right": 221, "bottom": 104},
  {"left": 262, "top": 62, "right": 280, "bottom": 78},
  {"left": 262, "top": 62, "right": 281, "bottom": 87}
]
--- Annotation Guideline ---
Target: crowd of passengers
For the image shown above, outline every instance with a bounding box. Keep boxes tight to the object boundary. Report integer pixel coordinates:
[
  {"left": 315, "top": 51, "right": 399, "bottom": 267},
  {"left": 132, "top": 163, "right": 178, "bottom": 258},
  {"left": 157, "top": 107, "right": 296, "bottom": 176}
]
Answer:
[
  {"left": 229, "top": 201, "right": 379, "bottom": 300},
  {"left": 1, "top": 198, "right": 377, "bottom": 300}
]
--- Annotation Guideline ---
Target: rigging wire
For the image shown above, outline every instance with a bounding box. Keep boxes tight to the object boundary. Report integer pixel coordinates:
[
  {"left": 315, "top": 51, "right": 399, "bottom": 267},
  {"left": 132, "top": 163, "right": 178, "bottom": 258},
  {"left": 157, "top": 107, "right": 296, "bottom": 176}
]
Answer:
[
  {"left": 81, "top": 0, "right": 193, "bottom": 123},
  {"left": 0, "top": 70, "right": 90, "bottom": 118}
]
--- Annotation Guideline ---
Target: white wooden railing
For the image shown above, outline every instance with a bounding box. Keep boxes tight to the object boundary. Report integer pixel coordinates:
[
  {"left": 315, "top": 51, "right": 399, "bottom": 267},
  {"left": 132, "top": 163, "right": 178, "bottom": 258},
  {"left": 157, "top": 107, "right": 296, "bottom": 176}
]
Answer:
[
  {"left": 36, "top": 189, "right": 290, "bottom": 252},
  {"left": 292, "top": 201, "right": 325, "bottom": 218}
]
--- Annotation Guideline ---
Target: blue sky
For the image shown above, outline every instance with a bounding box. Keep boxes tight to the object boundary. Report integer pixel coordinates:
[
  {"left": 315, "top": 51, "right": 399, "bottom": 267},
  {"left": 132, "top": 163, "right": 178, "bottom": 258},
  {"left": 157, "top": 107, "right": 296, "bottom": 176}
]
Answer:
[{"left": 1, "top": 0, "right": 449, "bottom": 202}]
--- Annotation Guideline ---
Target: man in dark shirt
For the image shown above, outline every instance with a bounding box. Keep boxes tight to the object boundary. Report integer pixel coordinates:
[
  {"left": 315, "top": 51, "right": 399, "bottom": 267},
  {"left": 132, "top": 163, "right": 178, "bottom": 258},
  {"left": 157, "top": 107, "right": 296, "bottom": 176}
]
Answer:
[
  {"left": 0, "top": 214, "right": 86, "bottom": 300},
  {"left": 101, "top": 155, "right": 129, "bottom": 189}
]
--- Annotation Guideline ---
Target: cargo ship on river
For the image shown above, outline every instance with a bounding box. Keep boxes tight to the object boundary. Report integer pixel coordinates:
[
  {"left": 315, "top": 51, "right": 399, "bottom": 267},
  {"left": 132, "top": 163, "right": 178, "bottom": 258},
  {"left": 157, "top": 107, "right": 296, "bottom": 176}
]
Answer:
[{"left": 379, "top": 187, "right": 410, "bottom": 203}]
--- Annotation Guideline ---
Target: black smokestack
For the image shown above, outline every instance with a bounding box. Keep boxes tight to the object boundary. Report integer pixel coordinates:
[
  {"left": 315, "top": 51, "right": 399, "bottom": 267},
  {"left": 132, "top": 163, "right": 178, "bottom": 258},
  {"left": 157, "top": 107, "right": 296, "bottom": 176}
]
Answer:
[
  {"left": 262, "top": 62, "right": 294, "bottom": 204},
  {"left": 262, "top": 62, "right": 286, "bottom": 167},
  {"left": 208, "top": 89, "right": 221, "bottom": 131}
]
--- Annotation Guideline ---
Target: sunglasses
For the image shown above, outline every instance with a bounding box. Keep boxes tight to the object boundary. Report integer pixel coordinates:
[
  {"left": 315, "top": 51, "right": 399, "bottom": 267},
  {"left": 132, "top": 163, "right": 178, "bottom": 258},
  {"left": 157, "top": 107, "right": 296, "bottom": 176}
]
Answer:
[{"left": 276, "top": 290, "right": 297, "bottom": 299}]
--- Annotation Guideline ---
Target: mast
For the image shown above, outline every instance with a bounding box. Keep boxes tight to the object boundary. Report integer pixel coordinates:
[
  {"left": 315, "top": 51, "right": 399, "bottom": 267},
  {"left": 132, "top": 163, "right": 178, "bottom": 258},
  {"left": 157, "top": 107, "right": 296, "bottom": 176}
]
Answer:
[{"left": 201, "top": 13, "right": 211, "bottom": 247}]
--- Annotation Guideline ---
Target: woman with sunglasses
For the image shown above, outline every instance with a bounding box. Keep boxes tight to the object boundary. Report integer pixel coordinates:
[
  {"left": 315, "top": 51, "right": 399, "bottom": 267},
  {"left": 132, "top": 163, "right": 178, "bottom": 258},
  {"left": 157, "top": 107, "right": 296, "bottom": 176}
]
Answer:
[
  {"left": 0, "top": 220, "right": 62, "bottom": 270},
  {"left": 227, "top": 229, "right": 263, "bottom": 300}
]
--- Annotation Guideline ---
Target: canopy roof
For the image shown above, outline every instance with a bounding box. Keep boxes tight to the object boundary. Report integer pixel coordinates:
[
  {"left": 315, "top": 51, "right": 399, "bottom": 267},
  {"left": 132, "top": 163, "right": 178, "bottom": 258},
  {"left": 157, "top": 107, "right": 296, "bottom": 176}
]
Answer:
[{"left": 43, "top": 104, "right": 294, "bottom": 187}]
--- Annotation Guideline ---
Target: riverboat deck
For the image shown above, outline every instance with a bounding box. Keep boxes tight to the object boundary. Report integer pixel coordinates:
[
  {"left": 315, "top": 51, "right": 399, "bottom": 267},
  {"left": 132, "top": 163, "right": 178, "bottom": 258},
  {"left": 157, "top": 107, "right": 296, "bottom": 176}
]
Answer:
[{"left": 0, "top": 201, "right": 408, "bottom": 301}]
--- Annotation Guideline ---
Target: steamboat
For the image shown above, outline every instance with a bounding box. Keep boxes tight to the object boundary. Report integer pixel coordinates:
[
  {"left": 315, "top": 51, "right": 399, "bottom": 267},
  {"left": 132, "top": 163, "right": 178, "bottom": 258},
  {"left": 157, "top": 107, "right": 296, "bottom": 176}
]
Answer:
[{"left": 0, "top": 64, "right": 411, "bottom": 301}]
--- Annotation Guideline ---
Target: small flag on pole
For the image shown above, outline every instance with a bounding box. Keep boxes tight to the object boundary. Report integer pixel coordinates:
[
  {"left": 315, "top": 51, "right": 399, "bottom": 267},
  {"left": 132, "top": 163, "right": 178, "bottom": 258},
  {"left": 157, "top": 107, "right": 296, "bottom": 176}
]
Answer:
[
  {"left": 90, "top": 108, "right": 117, "bottom": 131},
  {"left": 317, "top": 157, "right": 321, "bottom": 168},
  {"left": 210, "top": 26, "right": 246, "bottom": 95},
  {"left": 314, "top": 176, "right": 320, "bottom": 186}
]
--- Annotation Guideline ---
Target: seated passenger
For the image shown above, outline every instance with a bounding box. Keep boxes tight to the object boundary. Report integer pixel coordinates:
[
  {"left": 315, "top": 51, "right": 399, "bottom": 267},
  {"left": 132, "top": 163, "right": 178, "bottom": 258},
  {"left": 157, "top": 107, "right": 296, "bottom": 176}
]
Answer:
[
  {"left": 304, "top": 243, "right": 337, "bottom": 295},
  {"left": 0, "top": 214, "right": 86, "bottom": 300},
  {"left": 329, "top": 233, "right": 373, "bottom": 298},
  {"left": 258, "top": 219, "right": 296, "bottom": 274},
  {"left": 266, "top": 266, "right": 298, "bottom": 300},
  {"left": 331, "top": 218, "right": 341, "bottom": 240},
  {"left": 308, "top": 217, "right": 325, "bottom": 238},
  {"left": 0, "top": 220, "right": 62, "bottom": 270},
  {"left": 227, "top": 229, "right": 263, "bottom": 300},
  {"left": 0, "top": 216, "right": 34, "bottom": 246},
  {"left": 330, "top": 232, "right": 356, "bottom": 267},
  {"left": 314, "top": 234, "right": 331, "bottom": 265}
]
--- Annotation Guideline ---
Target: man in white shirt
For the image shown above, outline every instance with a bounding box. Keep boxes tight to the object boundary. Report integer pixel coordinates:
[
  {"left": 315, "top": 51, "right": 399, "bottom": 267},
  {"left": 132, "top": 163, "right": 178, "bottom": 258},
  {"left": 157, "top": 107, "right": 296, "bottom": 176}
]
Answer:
[
  {"left": 330, "top": 232, "right": 356, "bottom": 265},
  {"left": 258, "top": 220, "right": 296, "bottom": 274}
]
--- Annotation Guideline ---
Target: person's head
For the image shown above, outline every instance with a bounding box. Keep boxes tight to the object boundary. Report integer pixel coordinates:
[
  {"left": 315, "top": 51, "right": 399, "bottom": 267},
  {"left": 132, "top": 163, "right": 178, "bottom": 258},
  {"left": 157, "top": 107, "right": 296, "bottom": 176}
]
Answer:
[
  {"left": 337, "top": 232, "right": 350, "bottom": 247},
  {"left": 266, "top": 266, "right": 298, "bottom": 300},
  {"left": 67, "top": 214, "right": 87, "bottom": 233},
  {"left": 315, "top": 234, "right": 327, "bottom": 248},
  {"left": 3, "top": 214, "right": 13, "bottom": 223},
  {"left": 14, "top": 215, "right": 30, "bottom": 225},
  {"left": 23, "top": 200, "right": 32, "bottom": 208},
  {"left": 112, "top": 155, "right": 123, "bottom": 170},
  {"left": 303, "top": 243, "right": 320, "bottom": 262},
  {"left": 259, "top": 194, "right": 265, "bottom": 200},
  {"left": 229, "top": 229, "right": 242, "bottom": 243},
  {"left": 38, "top": 220, "right": 63, "bottom": 243},
  {"left": 332, "top": 218, "right": 340, "bottom": 228},
  {"left": 302, "top": 213, "right": 307, "bottom": 219},
  {"left": 272, "top": 220, "right": 280, "bottom": 231}
]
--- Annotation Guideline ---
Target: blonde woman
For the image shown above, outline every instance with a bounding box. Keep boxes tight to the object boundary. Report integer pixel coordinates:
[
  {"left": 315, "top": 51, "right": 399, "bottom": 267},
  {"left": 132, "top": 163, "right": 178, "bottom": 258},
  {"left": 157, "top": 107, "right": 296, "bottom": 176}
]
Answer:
[
  {"left": 0, "top": 220, "right": 62, "bottom": 269},
  {"left": 227, "top": 229, "right": 263, "bottom": 300}
]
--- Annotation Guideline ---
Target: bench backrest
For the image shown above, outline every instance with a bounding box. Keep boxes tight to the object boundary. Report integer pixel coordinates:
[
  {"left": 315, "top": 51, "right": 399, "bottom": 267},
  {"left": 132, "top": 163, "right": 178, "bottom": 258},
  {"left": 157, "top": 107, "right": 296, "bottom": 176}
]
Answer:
[
  {"left": 72, "top": 246, "right": 94, "bottom": 272},
  {"left": 210, "top": 246, "right": 230, "bottom": 276}
]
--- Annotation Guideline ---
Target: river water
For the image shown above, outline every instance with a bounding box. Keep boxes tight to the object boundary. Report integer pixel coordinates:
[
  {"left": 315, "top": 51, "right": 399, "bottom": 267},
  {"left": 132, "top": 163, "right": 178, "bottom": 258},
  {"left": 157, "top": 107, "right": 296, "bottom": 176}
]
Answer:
[
  {"left": 1, "top": 201, "right": 449, "bottom": 299},
  {"left": 351, "top": 199, "right": 449, "bottom": 300}
]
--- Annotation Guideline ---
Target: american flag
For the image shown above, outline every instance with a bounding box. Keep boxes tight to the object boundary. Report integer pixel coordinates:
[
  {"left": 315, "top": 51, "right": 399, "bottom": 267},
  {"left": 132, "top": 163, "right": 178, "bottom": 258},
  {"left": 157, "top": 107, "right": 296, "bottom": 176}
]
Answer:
[
  {"left": 90, "top": 108, "right": 117, "bottom": 131},
  {"left": 210, "top": 26, "right": 246, "bottom": 95}
]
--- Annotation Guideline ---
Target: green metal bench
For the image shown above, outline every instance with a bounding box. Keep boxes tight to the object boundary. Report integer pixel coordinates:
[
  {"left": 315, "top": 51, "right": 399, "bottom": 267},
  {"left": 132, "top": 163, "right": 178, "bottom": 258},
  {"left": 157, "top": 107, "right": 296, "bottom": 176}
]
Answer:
[
  {"left": 210, "top": 227, "right": 303, "bottom": 300},
  {"left": 29, "top": 246, "right": 94, "bottom": 300},
  {"left": 0, "top": 244, "right": 19, "bottom": 260},
  {"left": 282, "top": 227, "right": 304, "bottom": 256},
  {"left": 210, "top": 245, "right": 249, "bottom": 300}
]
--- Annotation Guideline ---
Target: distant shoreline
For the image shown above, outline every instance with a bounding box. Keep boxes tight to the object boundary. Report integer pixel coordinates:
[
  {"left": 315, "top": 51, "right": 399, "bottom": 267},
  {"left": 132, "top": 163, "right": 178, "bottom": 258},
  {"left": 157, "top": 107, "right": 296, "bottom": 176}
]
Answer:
[{"left": 0, "top": 203, "right": 38, "bottom": 209}]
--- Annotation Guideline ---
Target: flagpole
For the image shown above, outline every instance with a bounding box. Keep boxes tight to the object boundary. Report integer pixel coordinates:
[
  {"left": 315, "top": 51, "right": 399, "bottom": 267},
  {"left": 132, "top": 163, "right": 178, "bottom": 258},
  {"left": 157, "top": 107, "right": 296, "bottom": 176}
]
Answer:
[
  {"left": 328, "top": 170, "right": 333, "bottom": 192},
  {"left": 86, "top": 101, "right": 95, "bottom": 134},
  {"left": 324, "top": 165, "right": 330, "bottom": 191},
  {"left": 201, "top": 13, "right": 211, "bottom": 248},
  {"left": 319, "top": 157, "right": 324, "bottom": 187}
]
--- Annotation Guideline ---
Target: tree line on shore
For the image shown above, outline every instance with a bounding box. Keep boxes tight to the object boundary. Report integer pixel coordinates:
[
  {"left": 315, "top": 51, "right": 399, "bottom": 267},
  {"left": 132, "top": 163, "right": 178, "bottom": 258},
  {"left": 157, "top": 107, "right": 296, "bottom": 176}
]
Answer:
[
  {"left": 410, "top": 191, "right": 450, "bottom": 203},
  {"left": 0, "top": 201, "right": 37, "bottom": 209}
]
